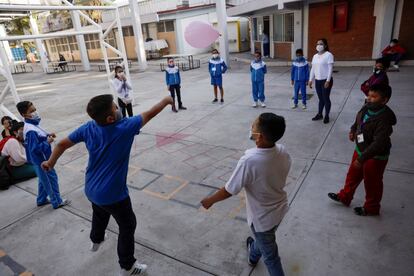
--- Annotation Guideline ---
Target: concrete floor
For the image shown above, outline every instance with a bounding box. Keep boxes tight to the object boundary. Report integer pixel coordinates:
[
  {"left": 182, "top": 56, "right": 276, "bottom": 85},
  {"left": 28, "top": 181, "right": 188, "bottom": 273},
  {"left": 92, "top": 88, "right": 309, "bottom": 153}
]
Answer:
[{"left": 0, "top": 60, "right": 413, "bottom": 276}]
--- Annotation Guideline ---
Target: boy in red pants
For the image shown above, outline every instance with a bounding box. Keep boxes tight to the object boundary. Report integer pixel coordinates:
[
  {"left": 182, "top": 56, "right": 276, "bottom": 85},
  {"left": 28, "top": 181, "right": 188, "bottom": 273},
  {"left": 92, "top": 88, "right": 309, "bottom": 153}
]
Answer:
[{"left": 328, "top": 84, "right": 396, "bottom": 216}]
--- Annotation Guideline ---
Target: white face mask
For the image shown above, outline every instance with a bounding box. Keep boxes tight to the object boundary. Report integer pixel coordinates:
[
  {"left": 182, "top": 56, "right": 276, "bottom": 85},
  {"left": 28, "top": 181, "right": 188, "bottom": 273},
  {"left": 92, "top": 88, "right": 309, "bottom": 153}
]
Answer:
[
  {"left": 316, "top": 45, "right": 325, "bottom": 52},
  {"left": 30, "top": 111, "right": 40, "bottom": 120},
  {"left": 212, "top": 54, "right": 219, "bottom": 59}
]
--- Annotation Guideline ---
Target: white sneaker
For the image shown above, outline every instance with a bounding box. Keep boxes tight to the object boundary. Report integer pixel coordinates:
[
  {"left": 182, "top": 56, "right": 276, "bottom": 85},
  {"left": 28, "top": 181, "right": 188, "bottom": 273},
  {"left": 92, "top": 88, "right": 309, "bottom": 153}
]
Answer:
[
  {"left": 260, "top": 101, "right": 266, "bottom": 108},
  {"left": 302, "top": 104, "right": 307, "bottom": 110},
  {"left": 252, "top": 101, "right": 258, "bottom": 108},
  {"left": 120, "top": 262, "right": 148, "bottom": 275},
  {"left": 291, "top": 103, "right": 298, "bottom": 109},
  {"left": 393, "top": 64, "right": 399, "bottom": 69},
  {"left": 90, "top": 233, "right": 108, "bottom": 252}
]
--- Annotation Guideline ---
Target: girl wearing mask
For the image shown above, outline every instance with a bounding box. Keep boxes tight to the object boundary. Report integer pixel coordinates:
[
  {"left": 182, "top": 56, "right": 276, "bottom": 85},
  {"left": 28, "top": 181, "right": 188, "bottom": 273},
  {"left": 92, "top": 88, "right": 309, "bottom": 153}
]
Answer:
[
  {"left": 112, "top": 66, "right": 133, "bottom": 118},
  {"left": 309, "top": 39, "right": 334, "bottom": 124},
  {"left": 361, "top": 58, "right": 390, "bottom": 97}
]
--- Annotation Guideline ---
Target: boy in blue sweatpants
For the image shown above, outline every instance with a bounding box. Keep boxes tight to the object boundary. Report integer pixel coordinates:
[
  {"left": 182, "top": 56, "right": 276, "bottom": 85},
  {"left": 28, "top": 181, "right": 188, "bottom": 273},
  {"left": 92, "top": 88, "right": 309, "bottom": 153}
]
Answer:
[
  {"left": 165, "top": 57, "right": 186, "bottom": 112},
  {"left": 290, "top": 49, "right": 309, "bottom": 109},
  {"left": 209, "top": 49, "right": 227, "bottom": 103},
  {"left": 250, "top": 51, "right": 267, "bottom": 108},
  {"left": 16, "top": 101, "right": 69, "bottom": 209}
]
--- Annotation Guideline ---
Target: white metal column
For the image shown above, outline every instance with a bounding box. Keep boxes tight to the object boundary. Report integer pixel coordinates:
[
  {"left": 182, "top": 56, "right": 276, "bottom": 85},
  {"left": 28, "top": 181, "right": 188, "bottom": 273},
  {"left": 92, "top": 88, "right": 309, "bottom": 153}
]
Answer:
[
  {"left": 29, "top": 14, "right": 48, "bottom": 72},
  {"left": 216, "top": 0, "right": 229, "bottom": 65},
  {"left": 129, "top": 0, "right": 147, "bottom": 70},
  {"left": 372, "top": 0, "right": 397, "bottom": 58},
  {"left": 0, "top": 41, "right": 20, "bottom": 119},
  {"left": 71, "top": 11, "right": 90, "bottom": 71}
]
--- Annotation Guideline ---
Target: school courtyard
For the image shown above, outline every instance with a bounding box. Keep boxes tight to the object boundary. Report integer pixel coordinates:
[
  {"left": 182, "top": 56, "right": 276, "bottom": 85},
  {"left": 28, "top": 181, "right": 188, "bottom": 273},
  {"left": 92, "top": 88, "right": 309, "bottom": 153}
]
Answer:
[{"left": 0, "top": 59, "right": 413, "bottom": 276}]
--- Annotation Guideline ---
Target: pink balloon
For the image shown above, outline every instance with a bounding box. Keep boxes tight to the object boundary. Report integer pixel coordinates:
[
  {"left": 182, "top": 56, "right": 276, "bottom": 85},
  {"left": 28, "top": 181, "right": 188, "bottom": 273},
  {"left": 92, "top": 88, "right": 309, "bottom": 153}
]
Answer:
[{"left": 185, "top": 21, "right": 220, "bottom": 48}]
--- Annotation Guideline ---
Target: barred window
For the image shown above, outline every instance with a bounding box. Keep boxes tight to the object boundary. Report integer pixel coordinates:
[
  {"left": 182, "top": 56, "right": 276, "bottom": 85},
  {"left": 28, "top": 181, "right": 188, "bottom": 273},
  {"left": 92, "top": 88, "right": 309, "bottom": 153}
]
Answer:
[{"left": 273, "top": 13, "right": 294, "bottom": 42}]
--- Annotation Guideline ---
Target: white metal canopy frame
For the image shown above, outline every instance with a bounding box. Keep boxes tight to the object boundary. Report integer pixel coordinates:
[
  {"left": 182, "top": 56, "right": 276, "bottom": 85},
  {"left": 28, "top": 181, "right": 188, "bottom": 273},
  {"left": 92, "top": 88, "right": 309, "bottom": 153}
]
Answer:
[{"left": 0, "top": 1, "right": 131, "bottom": 119}]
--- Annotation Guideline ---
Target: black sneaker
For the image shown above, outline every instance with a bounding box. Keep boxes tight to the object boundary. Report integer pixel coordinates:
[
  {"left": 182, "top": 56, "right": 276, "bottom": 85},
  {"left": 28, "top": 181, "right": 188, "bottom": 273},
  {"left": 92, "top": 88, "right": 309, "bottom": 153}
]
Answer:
[
  {"left": 220, "top": 99, "right": 224, "bottom": 103},
  {"left": 246, "top": 237, "right": 258, "bottom": 266},
  {"left": 328, "top": 193, "right": 340, "bottom": 202},
  {"left": 312, "top": 114, "right": 323, "bottom": 121},
  {"left": 323, "top": 116, "right": 330, "bottom": 124},
  {"left": 179, "top": 106, "right": 187, "bottom": 110},
  {"left": 172, "top": 106, "right": 178, "bottom": 113},
  {"left": 354, "top": 207, "right": 367, "bottom": 216},
  {"left": 212, "top": 98, "right": 218, "bottom": 103}
]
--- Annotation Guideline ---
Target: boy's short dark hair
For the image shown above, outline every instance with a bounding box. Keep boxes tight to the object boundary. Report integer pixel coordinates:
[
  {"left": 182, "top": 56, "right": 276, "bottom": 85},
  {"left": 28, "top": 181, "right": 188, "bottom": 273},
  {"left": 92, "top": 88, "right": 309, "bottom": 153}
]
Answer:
[
  {"left": 369, "top": 84, "right": 392, "bottom": 100},
  {"left": 390, "top": 39, "right": 399, "bottom": 43},
  {"left": 1, "top": 116, "right": 12, "bottom": 125},
  {"left": 296, "top": 48, "right": 303, "bottom": 55},
  {"left": 16, "top": 101, "right": 32, "bottom": 116},
  {"left": 375, "top": 57, "right": 390, "bottom": 69},
  {"left": 257, "top": 113, "right": 286, "bottom": 143},
  {"left": 10, "top": 121, "right": 24, "bottom": 135},
  {"left": 87, "top": 94, "right": 114, "bottom": 125},
  {"left": 212, "top": 49, "right": 219, "bottom": 54},
  {"left": 167, "top": 57, "right": 174, "bottom": 62},
  {"left": 254, "top": 51, "right": 262, "bottom": 56}
]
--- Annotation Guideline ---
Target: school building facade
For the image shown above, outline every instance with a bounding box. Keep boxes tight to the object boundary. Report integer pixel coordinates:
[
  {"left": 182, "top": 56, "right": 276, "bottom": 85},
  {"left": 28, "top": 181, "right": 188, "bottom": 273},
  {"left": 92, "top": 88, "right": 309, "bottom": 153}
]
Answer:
[
  {"left": 227, "top": 0, "right": 414, "bottom": 61},
  {"left": 40, "top": 0, "right": 250, "bottom": 62}
]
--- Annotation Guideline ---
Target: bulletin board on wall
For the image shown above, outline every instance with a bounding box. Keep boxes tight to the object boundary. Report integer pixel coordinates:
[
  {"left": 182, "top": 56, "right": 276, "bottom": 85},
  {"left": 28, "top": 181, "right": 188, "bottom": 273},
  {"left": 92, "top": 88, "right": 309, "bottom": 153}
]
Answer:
[{"left": 332, "top": 1, "right": 349, "bottom": 32}]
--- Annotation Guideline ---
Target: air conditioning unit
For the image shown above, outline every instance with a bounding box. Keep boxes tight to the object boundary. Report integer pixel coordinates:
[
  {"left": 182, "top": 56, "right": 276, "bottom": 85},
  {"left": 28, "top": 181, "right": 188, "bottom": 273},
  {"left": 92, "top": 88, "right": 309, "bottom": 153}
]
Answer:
[{"left": 177, "top": 0, "right": 190, "bottom": 8}]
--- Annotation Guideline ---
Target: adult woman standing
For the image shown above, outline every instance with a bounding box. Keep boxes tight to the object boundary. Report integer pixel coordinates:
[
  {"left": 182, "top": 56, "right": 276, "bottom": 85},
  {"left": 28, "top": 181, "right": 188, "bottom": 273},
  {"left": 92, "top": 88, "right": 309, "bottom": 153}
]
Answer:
[{"left": 309, "top": 39, "right": 334, "bottom": 124}]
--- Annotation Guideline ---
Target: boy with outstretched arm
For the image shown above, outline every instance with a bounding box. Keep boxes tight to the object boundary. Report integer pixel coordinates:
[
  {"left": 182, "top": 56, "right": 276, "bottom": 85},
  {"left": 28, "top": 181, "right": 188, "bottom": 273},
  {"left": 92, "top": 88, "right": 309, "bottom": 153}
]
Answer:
[
  {"left": 201, "top": 113, "right": 291, "bottom": 276},
  {"left": 42, "top": 95, "right": 174, "bottom": 275}
]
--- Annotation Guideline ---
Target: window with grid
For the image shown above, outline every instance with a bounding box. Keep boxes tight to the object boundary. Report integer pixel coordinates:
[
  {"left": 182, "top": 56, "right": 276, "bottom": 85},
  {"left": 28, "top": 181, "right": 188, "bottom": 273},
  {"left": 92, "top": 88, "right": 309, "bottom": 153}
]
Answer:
[
  {"left": 68, "top": 36, "right": 78, "bottom": 51},
  {"left": 105, "top": 30, "right": 117, "bottom": 48},
  {"left": 157, "top": 21, "right": 175, "bottom": 33},
  {"left": 273, "top": 13, "right": 294, "bottom": 42},
  {"left": 85, "top": 34, "right": 100, "bottom": 49},
  {"left": 122, "top": 26, "right": 134, "bottom": 37}
]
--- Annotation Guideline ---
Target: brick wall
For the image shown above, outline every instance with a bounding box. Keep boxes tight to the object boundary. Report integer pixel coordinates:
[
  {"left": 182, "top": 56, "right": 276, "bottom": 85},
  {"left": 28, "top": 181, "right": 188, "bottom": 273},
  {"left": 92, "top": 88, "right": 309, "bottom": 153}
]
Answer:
[
  {"left": 398, "top": 0, "right": 414, "bottom": 59},
  {"left": 274, "top": 42, "right": 292, "bottom": 59},
  {"left": 308, "top": 0, "right": 376, "bottom": 60}
]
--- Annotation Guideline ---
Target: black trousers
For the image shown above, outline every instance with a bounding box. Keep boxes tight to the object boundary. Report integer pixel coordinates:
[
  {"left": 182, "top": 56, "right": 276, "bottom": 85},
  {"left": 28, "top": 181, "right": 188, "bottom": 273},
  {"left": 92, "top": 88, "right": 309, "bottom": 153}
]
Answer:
[
  {"left": 118, "top": 98, "right": 133, "bottom": 118},
  {"left": 169, "top": 84, "right": 183, "bottom": 107},
  {"left": 90, "top": 196, "right": 137, "bottom": 270}
]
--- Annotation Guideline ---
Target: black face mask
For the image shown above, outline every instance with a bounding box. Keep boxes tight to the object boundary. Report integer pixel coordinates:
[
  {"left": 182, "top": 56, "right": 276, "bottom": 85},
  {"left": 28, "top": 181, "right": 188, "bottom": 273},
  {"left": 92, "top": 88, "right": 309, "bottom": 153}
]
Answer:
[{"left": 366, "top": 102, "right": 385, "bottom": 111}]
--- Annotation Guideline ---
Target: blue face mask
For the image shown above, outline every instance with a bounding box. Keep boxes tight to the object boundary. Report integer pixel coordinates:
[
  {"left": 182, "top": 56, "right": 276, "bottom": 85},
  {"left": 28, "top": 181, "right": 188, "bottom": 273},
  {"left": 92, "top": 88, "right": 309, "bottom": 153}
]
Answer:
[
  {"left": 27, "top": 111, "right": 41, "bottom": 124},
  {"left": 296, "top": 56, "right": 303, "bottom": 61}
]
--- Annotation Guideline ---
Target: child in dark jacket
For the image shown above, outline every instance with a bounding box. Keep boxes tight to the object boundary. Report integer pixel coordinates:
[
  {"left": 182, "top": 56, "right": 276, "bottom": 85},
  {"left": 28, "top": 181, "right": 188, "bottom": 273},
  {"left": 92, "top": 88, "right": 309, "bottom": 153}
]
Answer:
[
  {"left": 328, "top": 84, "right": 396, "bottom": 216},
  {"left": 361, "top": 58, "right": 390, "bottom": 97},
  {"left": 250, "top": 51, "right": 267, "bottom": 108},
  {"left": 291, "top": 49, "right": 309, "bottom": 109},
  {"left": 165, "top": 57, "right": 186, "bottom": 112}
]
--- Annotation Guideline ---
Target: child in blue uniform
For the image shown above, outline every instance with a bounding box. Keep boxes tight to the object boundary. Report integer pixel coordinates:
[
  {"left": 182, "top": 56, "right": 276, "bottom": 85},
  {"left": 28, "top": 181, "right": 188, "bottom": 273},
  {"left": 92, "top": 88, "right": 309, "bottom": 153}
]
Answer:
[
  {"left": 250, "top": 51, "right": 267, "bottom": 108},
  {"left": 208, "top": 49, "right": 227, "bottom": 103},
  {"left": 165, "top": 57, "right": 186, "bottom": 112},
  {"left": 16, "top": 101, "right": 69, "bottom": 209},
  {"left": 290, "top": 49, "right": 309, "bottom": 109}
]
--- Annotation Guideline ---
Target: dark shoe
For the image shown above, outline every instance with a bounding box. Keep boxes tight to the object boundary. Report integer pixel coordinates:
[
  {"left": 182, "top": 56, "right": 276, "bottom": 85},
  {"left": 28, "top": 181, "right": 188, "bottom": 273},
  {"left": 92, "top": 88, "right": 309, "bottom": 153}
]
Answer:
[
  {"left": 212, "top": 98, "right": 218, "bottom": 103},
  {"left": 53, "top": 198, "right": 71, "bottom": 209},
  {"left": 354, "top": 207, "right": 367, "bottom": 216},
  {"left": 172, "top": 106, "right": 178, "bottom": 113},
  {"left": 246, "top": 237, "right": 258, "bottom": 266},
  {"left": 354, "top": 207, "right": 379, "bottom": 216},
  {"left": 179, "top": 106, "right": 187, "bottom": 110},
  {"left": 37, "top": 199, "right": 51, "bottom": 207},
  {"left": 323, "top": 116, "right": 330, "bottom": 124},
  {"left": 328, "top": 193, "right": 340, "bottom": 202},
  {"left": 312, "top": 114, "right": 323, "bottom": 121},
  {"left": 220, "top": 99, "right": 224, "bottom": 103}
]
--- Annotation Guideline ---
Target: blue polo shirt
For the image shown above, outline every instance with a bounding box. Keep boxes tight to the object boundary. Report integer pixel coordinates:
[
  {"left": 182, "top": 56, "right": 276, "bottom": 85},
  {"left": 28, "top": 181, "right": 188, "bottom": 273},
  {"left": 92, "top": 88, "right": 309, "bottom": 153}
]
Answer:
[{"left": 68, "top": 115, "right": 142, "bottom": 205}]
